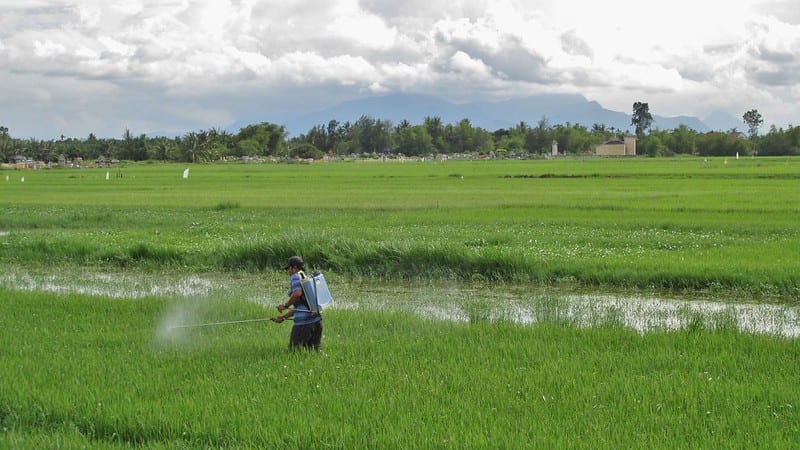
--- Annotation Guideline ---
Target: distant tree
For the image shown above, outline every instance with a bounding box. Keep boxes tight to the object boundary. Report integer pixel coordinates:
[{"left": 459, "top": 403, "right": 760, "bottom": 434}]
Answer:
[
  {"left": 289, "top": 142, "right": 323, "bottom": 159},
  {"left": 440, "top": 118, "right": 493, "bottom": 154},
  {"left": 326, "top": 119, "right": 341, "bottom": 153},
  {"left": 696, "top": 132, "right": 749, "bottom": 157},
  {"left": 446, "top": 118, "right": 474, "bottom": 153},
  {"left": 331, "top": 121, "right": 354, "bottom": 155},
  {"left": 147, "top": 136, "right": 177, "bottom": 161},
  {"left": 631, "top": 102, "right": 653, "bottom": 138},
  {"left": 639, "top": 135, "right": 669, "bottom": 157},
  {"left": 395, "top": 119, "right": 412, "bottom": 132},
  {"left": 758, "top": 125, "right": 800, "bottom": 156},
  {"left": 81, "top": 133, "right": 99, "bottom": 159},
  {"left": 0, "top": 125, "right": 11, "bottom": 162},
  {"left": 742, "top": 109, "right": 763, "bottom": 141},
  {"left": 53, "top": 137, "right": 85, "bottom": 161},
  {"left": 741, "top": 109, "right": 763, "bottom": 155},
  {"left": 178, "top": 130, "right": 211, "bottom": 163},
  {"left": 591, "top": 123, "right": 607, "bottom": 135},
  {"left": 296, "top": 124, "right": 327, "bottom": 156},
  {"left": 525, "top": 116, "right": 551, "bottom": 153},
  {"left": 118, "top": 129, "right": 148, "bottom": 161},
  {"left": 28, "top": 139, "right": 57, "bottom": 162},
  {"left": 423, "top": 116, "right": 446, "bottom": 152},
  {"left": 234, "top": 139, "right": 261, "bottom": 157},
  {"left": 353, "top": 115, "right": 392, "bottom": 154},
  {"left": 394, "top": 125, "right": 434, "bottom": 156},
  {"left": 670, "top": 124, "right": 697, "bottom": 155},
  {"left": 236, "top": 122, "right": 286, "bottom": 156},
  {"left": 493, "top": 126, "right": 525, "bottom": 153},
  {"left": 551, "top": 123, "right": 596, "bottom": 155},
  {"left": 470, "top": 125, "right": 495, "bottom": 154},
  {"left": 88, "top": 136, "right": 114, "bottom": 161}
]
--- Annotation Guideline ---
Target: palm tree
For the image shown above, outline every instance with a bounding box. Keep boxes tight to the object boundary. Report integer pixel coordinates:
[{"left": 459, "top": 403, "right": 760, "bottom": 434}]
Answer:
[{"left": 181, "top": 130, "right": 210, "bottom": 163}]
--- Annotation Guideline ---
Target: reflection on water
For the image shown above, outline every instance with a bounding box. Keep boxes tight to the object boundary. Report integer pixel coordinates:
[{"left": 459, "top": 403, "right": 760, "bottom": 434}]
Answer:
[
  {"left": 2, "top": 266, "right": 798, "bottom": 338},
  {"left": 2, "top": 268, "right": 217, "bottom": 299},
  {"left": 320, "top": 280, "right": 800, "bottom": 338}
]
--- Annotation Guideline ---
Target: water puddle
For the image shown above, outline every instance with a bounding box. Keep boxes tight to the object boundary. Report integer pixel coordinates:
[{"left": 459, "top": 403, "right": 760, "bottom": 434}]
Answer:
[
  {"left": 2, "top": 266, "right": 798, "bottom": 338},
  {"left": 1, "top": 269, "right": 218, "bottom": 299}
]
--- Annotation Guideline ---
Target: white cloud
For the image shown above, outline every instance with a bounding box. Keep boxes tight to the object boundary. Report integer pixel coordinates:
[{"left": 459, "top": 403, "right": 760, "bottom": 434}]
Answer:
[
  {"left": 325, "top": 3, "right": 398, "bottom": 51},
  {"left": 33, "top": 39, "right": 66, "bottom": 57},
  {"left": 449, "top": 50, "right": 493, "bottom": 78},
  {"left": 0, "top": 0, "right": 799, "bottom": 138}
]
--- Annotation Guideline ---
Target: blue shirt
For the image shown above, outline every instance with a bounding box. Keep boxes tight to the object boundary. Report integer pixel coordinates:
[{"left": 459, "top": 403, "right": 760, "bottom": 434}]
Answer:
[{"left": 289, "top": 272, "right": 322, "bottom": 326}]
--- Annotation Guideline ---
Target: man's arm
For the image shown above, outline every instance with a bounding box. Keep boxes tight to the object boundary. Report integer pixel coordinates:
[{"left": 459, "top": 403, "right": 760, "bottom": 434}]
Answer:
[
  {"left": 278, "top": 288, "right": 303, "bottom": 312},
  {"left": 274, "top": 308, "right": 295, "bottom": 323}
]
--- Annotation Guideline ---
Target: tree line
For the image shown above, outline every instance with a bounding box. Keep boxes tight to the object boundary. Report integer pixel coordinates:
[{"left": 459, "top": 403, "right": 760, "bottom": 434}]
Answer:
[{"left": 1, "top": 106, "right": 798, "bottom": 164}]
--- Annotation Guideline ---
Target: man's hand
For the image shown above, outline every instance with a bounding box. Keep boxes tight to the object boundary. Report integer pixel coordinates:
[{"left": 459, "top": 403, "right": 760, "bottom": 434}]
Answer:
[
  {"left": 272, "top": 315, "right": 285, "bottom": 323},
  {"left": 277, "top": 303, "right": 287, "bottom": 312}
]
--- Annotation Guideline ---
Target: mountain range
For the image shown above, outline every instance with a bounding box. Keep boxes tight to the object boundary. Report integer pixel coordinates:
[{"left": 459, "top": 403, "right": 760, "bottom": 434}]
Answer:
[{"left": 239, "top": 93, "right": 742, "bottom": 137}]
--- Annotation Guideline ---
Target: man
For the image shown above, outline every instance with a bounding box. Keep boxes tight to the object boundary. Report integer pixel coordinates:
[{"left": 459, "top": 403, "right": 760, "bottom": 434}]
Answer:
[{"left": 274, "top": 255, "right": 323, "bottom": 351}]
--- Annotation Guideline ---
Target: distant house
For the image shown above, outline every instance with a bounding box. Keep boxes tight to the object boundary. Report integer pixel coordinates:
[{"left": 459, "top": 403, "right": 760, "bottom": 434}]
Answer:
[
  {"left": 13, "top": 155, "right": 39, "bottom": 169},
  {"left": 596, "top": 136, "right": 637, "bottom": 156},
  {"left": 95, "top": 158, "right": 119, "bottom": 168},
  {"left": 728, "top": 131, "right": 746, "bottom": 140}
]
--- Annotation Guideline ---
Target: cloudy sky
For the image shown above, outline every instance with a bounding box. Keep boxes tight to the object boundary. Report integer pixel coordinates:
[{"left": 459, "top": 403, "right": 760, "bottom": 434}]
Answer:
[{"left": 1, "top": 0, "right": 798, "bottom": 139}]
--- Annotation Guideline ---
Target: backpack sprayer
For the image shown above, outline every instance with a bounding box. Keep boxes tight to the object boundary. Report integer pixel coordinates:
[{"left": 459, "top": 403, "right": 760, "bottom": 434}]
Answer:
[{"left": 169, "top": 271, "right": 334, "bottom": 330}]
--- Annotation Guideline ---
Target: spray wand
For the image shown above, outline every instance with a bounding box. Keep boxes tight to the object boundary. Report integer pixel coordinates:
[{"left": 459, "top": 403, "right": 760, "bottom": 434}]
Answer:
[
  {"left": 169, "top": 317, "right": 281, "bottom": 329},
  {"left": 169, "top": 308, "right": 319, "bottom": 329}
]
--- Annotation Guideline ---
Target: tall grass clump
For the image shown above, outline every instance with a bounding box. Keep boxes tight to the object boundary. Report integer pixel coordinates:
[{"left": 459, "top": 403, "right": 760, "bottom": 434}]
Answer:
[
  {"left": 6, "top": 235, "right": 99, "bottom": 265},
  {"left": 214, "top": 234, "right": 544, "bottom": 282},
  {"left": 120, "top": 242, "right": 186, "bottom": 267},
  {"left": 211, "top": 200, "right": 241, "bottom": 211},
  {"left": 215, "top": 230, "right": 333, "bottom": 271}
]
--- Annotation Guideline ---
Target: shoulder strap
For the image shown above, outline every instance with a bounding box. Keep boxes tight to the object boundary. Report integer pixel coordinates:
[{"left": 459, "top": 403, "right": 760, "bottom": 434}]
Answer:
[{"left": 295, "top": 270, "right": 310, "bottom": 308}]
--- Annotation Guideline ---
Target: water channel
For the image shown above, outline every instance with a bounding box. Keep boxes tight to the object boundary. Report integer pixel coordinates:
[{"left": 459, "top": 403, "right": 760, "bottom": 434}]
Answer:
[{"left": 2, "top": 265, "right": 798, "bottom": 338}]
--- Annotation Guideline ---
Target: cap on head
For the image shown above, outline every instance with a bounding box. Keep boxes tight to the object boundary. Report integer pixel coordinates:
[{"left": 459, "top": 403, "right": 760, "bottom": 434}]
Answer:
[{"left": 284, "top": 255, "right": 304, "bottom": 269}]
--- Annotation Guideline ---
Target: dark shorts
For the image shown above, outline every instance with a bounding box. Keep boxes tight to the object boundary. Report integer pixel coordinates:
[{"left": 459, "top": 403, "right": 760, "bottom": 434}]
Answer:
[{"left": 289, "top": 320, "right": 323, "bottom": 351}]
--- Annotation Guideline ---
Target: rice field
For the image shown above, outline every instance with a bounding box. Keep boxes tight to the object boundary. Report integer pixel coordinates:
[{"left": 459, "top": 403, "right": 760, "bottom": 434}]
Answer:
[
  {"left": 2, "top": 157, "right": 799, "bottom": 297},
  {"left": 1, "top": 157, "right": 799, "bottom": 447},
  {"left": 1, "top": 287, "right": 798, "bottom": 448}
]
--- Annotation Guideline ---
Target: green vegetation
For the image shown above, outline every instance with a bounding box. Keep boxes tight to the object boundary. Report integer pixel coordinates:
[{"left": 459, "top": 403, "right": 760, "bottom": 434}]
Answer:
[
  {"left": 3, "top": 109, "right": 800, "bottom": 165},
  {"left": 1, "top": 158, "right": 799, "bottom": 298},
  {"left": 2, "top": 289, "right": 798, "bottom": 448},
  {"left": 2, "top": 158, "right": 799, "bottom": 446}
]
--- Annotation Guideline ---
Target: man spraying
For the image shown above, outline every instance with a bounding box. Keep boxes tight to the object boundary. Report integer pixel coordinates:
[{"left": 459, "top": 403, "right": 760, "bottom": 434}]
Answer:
[{"left": 274, "top": 256, "right": 323, "bottom": 351}]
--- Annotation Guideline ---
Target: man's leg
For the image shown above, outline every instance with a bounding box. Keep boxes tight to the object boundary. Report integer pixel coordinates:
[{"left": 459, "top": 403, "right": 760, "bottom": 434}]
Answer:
[
  {"left": 289, "top": 324, "right": 312, "bottom": 350},
  {"left": 307, "top": 321, "right": 323, "bottom": 351}
]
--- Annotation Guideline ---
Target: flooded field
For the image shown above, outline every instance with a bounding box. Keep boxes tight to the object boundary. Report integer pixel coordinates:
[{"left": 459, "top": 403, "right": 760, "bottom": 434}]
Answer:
[{"left": 2, "top": 265, "right": 798, "bottom": 338}]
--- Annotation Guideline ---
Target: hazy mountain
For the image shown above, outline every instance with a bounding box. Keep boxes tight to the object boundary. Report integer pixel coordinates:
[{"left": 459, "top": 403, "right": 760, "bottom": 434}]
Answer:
[
  {"left": 652, "top": 115, "right": 709, "bottom": 132},
  {"left": 239, "top": 93, "right": 714, "bottom": 136},
  {"left": 703, "top": 110, "right": 742, "bottom": 132}
]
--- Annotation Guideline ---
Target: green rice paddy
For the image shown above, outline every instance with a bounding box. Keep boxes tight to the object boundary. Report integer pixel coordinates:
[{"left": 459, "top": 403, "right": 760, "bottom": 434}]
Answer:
[
  {"left": 2, "top": 157, "right": 799, "bottom": 296},
  {"left": 1, "top": 157, "right": 799, "bottom": 447}
]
